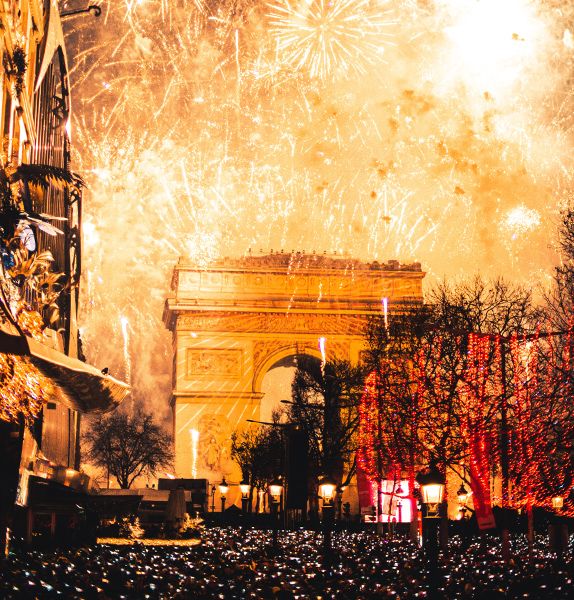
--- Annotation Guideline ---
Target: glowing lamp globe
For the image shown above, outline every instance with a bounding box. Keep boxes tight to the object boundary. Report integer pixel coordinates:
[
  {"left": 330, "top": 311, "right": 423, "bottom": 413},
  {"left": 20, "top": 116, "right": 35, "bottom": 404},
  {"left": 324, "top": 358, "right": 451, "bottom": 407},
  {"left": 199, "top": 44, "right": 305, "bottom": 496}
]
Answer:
[
  {"left": 457, "top": 483, "right": 469, "bottom": 504},
  {"left": 422, "top": 483, "right": 444, "bottom": 506},
  {"left": 268, "top": 478, "right": 283, "bottom": 503},
  {"left": 218, "top": 478, "right": 229, "bottom": 498},
  {"left": 552, "top": 496, "right": 564, "bottom": 510},
  {"left": 318, "top": 477, "right": 337, "bottom": 507},
  {"left": 416, "top": 462, "right": 445, "bottom": 518}
]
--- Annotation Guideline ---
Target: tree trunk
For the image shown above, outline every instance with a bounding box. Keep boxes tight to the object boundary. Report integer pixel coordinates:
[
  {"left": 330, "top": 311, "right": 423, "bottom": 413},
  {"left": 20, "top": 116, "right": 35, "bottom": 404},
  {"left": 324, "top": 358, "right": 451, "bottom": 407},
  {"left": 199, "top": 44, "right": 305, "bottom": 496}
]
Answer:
[
  {"left": 527, "top": 502, "right": 534, "bottom": 558},
  {"left": 254, "top": 487, "right": 260, "bottom": 513},
  {"left": 439, "top": 501, "right": 449, "bottom": 553},
  {"left": 408, "top": 471, "right": 419, "bottom": 543},
  {"left": 376, "top": 480, "right": 384, "bottom": 535}
]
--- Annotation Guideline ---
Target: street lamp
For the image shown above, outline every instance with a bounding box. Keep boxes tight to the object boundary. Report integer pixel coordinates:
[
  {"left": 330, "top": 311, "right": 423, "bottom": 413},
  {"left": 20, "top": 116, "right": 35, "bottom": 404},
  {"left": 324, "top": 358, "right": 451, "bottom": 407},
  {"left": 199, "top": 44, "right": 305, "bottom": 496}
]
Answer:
[
  {"left": 210, "top": 485, "right": 216, "bottom": 512},
  {"left": 418, "top": 463, "right": 445, "bottom": 519},
  {"left": 319, "top": 476, "right": 337, "bottom": 563},
  {"left": 551, "top": 494, "right": 566, "bottom": 559},
  {"left": 219, "top": 478, "right": 229, "bottom": 513},
  {"left": 337, "top": 485, "right": 346, "bottom": 521},
  {"left": 268, "top": 477, "right": 283, "bottom": 553},
  {"left": 240, "top": 478, "right": 251, "bottom": 513},
  {"left": 416, "top": 461, "right": 445, "bottom": 599},
  {"left": 457, "top": 482, "right": 469, "bottom": 505}
]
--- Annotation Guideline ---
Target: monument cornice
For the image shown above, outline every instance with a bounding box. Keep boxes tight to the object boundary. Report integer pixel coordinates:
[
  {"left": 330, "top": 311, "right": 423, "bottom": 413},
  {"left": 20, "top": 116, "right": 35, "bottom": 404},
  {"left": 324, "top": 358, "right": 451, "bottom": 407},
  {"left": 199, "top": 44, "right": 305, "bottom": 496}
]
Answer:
[
  {"left": 169, "top": 310, "right": 372, "bottom": 335},
  {"left": 163, "top": 299, "right": 421, "bottom": 330}
]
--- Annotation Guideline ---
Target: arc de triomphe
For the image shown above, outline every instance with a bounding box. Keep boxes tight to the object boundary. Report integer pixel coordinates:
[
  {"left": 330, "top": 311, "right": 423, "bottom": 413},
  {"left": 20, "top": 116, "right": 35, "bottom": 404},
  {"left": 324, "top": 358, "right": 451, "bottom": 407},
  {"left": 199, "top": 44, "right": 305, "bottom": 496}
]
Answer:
[{"left": 163, "top": 253, "right": 424, "bottom": 483}]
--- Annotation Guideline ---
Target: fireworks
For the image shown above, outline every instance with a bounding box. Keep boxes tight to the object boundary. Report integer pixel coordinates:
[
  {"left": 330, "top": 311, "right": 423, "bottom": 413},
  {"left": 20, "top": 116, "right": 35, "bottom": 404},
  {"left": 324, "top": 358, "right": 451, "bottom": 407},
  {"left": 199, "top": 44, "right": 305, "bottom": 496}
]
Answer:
[
  {"left": 267, "top": 0, "right": 394, "bottom": 80},
  {"left": 60, "top": 1, "right": 574, "bottom": 416},
  {"left": 190, "top": 428, "right": 200, "bottom": 478}
]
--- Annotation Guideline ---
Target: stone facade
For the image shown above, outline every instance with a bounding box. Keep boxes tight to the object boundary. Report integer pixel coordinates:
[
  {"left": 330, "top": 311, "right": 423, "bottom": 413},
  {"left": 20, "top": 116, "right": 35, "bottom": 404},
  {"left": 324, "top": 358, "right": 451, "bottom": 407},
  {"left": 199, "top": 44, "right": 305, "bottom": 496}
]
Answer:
[{"left": 163, "top": 253, "right": 425, "bottom": 485}]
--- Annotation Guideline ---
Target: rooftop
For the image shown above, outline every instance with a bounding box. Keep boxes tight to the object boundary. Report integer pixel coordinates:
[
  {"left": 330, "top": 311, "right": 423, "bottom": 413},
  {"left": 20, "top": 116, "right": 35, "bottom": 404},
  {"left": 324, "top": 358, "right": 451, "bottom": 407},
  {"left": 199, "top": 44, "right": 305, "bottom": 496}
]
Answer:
[{"left": 179, "top": 252, "right": 422, "bottom": 272}]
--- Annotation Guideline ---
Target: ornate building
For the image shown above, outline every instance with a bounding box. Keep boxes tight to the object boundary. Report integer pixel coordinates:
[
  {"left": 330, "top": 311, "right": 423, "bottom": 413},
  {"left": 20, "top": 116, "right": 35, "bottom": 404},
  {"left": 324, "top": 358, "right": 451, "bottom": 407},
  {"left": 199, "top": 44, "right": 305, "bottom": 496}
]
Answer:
[
  {"left": 163, "top": 252, "right": 425, "bottom": 494},
  {"left": 0, "top": 1, "right": 129, "bottom": 547}
]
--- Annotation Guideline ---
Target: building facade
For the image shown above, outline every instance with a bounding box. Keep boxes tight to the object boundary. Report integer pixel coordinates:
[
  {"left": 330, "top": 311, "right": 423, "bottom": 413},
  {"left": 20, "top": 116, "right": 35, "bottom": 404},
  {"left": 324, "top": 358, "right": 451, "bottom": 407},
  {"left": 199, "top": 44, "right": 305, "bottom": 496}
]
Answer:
[
  {"left": 0, "top": 1, "right": 129, "bottom": 547},
  {"left": 164, "top": 253, "right": 424, "bottom": 506}
]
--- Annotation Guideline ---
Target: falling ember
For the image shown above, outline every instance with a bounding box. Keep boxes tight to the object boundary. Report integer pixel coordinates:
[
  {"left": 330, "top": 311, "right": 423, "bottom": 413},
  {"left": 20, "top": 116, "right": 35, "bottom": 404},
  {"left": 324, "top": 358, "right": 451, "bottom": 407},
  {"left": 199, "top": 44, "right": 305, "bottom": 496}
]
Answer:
[
  {"left": 382, "top": 297, "right": 388, "bottom": 331},
  {"left": 190, "top": 428, "right": 200, "bottom": 479},
  {"left": 319, "top": 336, "right": 327, "bottom": 376},
  {"left": 120, "top": 316, "right": 131, "bottom": 386}
]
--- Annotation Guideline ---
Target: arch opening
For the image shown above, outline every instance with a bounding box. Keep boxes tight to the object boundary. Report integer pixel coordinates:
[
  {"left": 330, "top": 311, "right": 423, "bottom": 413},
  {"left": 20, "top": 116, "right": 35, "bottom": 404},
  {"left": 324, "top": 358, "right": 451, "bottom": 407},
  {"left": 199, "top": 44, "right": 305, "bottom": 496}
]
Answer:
[{"left": 260, "top": 354, "right": 322, "bottom": 423}]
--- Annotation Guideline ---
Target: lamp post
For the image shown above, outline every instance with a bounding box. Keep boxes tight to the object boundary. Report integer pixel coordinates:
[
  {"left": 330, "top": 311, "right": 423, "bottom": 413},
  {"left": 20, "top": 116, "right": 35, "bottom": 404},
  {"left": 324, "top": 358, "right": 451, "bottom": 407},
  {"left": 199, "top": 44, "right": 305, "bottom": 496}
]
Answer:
[
  {"left": 457, "top": 482, "right": 469, "bottom": 519},
  {"left": 318, "top": 476, "right": 336, "bottom": 565},
  {"left": 210, "top": 485, "right": 216, "bottom": 512},
  {"left": 218, "top": 478, "right": 228, "bottom": 514},
  {"left": 240, "top": 478, "right": 251, "bottom": 514},
  {"left": 268, "top": 478, "right": 283, "bottom": 553},
  {"left": 416, "top": 461, "right": 445, "bottom": 599},
  {"left": 551, "top": 495, "right": 566, "bottom": 559},
  {"left": 337, "top": 485, "right": 346, "bottom": 521},
  {"left": 457, "top": 482, "right": 468, "bottom": 506}
]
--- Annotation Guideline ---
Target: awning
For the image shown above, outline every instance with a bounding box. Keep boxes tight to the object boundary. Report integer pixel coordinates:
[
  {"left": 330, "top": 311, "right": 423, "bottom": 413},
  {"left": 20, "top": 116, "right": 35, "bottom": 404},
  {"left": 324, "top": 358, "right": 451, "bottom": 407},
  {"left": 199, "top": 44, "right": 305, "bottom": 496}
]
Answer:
[{"left": 1, "top": 326, "right": 130, "bottom": 414}]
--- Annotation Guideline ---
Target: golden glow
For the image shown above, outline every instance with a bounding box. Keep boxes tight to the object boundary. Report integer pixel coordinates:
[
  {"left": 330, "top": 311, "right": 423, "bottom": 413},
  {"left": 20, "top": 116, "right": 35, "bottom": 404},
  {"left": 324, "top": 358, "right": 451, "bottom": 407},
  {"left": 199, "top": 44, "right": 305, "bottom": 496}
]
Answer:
[
  {"left": 318, "top": 481, "right": 336, "bottom": 501},
  {"left": 97, "top": 537, "right": 201, "bottom": 546},
  {"left": 441, "top": 0, "right": 546, "bottom": 99},
  {"left": 421, "top": 483, "right": 444, "bottom": 506},
  {"left": 269, "top": 483, "right": 283, "bottom": 500},
  {"left": 69, "top": 1, "right": 574, "bottom": 419}
]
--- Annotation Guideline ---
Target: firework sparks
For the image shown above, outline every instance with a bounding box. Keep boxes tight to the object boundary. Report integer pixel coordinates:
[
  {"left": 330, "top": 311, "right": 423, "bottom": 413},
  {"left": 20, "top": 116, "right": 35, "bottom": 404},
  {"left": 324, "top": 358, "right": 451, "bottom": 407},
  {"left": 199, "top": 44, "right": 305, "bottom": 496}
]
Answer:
[
  {"left": 319, "top": 336, "right": 327, "bottom": 376},
  {"left": 190, "top": 428, "right": 200, "bottom": 478},
  {"left": 120, "top": 316, "right": 132, "bottom": 385},
  {"left": 267, "top": 0, "right": 394, "bottom": 79},
  {"left": 61, "top": 1, "right": 574, "bottom": 416},
  {"left": 503, "top": 205, "right": 542, "bottom": 238}
]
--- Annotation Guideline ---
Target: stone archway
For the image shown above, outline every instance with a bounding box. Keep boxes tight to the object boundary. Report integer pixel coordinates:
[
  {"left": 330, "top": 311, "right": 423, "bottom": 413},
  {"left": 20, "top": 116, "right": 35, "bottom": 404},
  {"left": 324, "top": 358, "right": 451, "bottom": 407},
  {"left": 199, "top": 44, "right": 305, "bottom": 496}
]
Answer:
[{"left": 163, "top": 253, "right": 424, "bottom": 484}]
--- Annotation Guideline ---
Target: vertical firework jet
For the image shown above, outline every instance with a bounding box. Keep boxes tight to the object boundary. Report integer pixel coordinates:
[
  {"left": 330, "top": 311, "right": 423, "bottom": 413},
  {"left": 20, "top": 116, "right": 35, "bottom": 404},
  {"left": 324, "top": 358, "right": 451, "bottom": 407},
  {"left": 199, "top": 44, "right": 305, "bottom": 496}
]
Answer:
[{"left": 61, "top": 0, "right": 574, "bottom": 415}]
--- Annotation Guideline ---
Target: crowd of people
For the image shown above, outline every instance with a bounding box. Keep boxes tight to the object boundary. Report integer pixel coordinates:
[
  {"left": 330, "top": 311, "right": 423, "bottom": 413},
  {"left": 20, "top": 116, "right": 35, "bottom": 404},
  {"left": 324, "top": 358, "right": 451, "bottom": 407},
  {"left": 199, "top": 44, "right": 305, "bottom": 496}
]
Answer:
[{"left": 0, "top": 528, "right": 572, "bottom": 599}]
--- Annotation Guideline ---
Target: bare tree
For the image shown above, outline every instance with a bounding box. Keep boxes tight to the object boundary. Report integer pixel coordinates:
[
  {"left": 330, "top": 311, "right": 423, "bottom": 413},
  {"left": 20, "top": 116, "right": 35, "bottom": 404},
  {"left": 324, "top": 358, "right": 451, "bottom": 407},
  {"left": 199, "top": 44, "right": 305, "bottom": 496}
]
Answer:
[
  {"left": 84, "top": 408, "right": 173, "bottom": 489},
  {"left": 290, "top": 357, "right": 366, "bottom": 491},
  {"left": 231, "top": 422, "right": 284, "bottom": 512}
]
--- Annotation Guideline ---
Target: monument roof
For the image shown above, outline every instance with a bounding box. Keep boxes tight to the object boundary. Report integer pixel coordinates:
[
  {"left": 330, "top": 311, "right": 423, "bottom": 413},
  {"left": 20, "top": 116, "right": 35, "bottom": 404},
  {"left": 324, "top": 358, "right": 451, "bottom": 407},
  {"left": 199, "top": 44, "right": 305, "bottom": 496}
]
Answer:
[{"left": 179, "top": 253, "right": 422, "bottom": 273}]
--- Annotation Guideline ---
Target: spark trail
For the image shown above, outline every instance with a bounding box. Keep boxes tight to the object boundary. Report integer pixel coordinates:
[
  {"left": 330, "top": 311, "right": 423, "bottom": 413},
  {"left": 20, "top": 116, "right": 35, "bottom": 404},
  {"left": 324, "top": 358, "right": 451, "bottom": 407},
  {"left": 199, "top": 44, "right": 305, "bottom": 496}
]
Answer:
[{"left": 60, "top": 0, "right": 574, "bottom": 416}]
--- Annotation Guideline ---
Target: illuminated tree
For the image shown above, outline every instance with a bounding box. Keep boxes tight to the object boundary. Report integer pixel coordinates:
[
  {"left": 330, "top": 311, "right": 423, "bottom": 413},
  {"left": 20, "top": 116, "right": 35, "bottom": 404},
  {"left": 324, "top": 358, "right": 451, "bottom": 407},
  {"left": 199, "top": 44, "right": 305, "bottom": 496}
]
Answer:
[
  {"left": 358, "top": 309, "right": 431, "bottom": 538},
  {"left": 358, "top": 277, "right": 541, "bottom": 546}
]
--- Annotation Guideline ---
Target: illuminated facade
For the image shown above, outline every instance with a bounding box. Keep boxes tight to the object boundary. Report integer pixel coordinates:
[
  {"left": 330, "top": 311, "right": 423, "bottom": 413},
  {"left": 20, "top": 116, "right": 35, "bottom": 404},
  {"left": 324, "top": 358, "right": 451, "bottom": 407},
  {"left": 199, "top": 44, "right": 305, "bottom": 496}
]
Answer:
[
  {"left": 164, "top": 253, "right": 424, "bottom": 497},
  {"left": 0, "top": 1, "right": 129, "bottom": 546}
]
